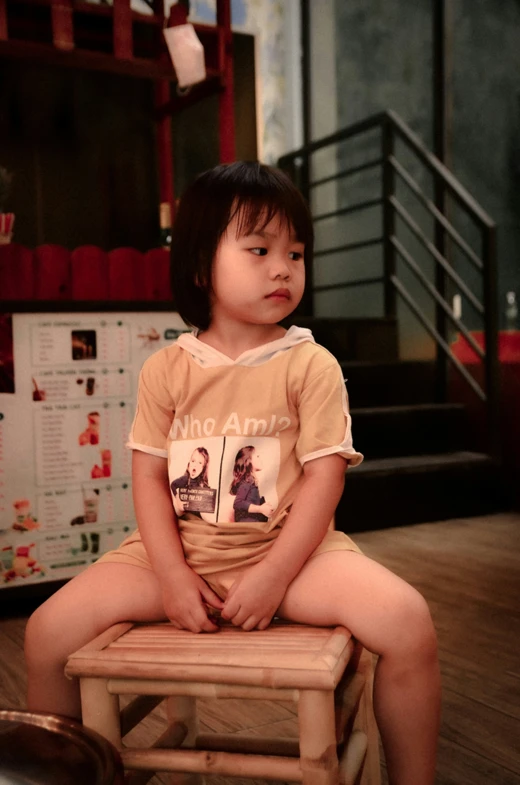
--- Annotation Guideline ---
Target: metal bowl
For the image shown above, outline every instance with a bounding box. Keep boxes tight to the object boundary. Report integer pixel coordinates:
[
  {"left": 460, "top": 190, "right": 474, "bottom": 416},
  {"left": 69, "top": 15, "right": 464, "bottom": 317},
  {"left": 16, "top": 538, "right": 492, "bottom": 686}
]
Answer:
[{"left": 0, "top": 709, "right": 123, "bottom": 785}]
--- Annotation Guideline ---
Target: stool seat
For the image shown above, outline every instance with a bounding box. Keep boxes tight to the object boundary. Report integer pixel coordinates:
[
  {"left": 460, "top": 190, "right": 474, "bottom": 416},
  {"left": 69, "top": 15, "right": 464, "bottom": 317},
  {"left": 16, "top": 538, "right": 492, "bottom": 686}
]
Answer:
[
  {"left": 66, "top": 620, "right": 381, "bottom": 785},
  {"left": 67, "top": 620, "right": 354, "bottom": 690}
]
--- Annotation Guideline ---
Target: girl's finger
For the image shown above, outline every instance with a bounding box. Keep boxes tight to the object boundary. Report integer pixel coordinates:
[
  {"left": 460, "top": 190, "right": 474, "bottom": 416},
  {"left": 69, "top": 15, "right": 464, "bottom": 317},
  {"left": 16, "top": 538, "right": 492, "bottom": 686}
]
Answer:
[
  {"left": 257, "top": 616, "right": 272, "bottom": 631},
  {"left": 221, "top": 597, "right": 239, "bottom": 620},
  {"left": 230, "top": 607, "right": 249, "bottom": 627},
  {"left": 190, "top": 602, "right": 219, "bottom": 633},
  {"left": 241, "top": 615, "right": 257, "bottom": 632},
  {"left": 200, "top": 582, "right": 225, "bottom": 609},
  {"left": 225, "top": 580, "right": 238, "bottom": 600}
]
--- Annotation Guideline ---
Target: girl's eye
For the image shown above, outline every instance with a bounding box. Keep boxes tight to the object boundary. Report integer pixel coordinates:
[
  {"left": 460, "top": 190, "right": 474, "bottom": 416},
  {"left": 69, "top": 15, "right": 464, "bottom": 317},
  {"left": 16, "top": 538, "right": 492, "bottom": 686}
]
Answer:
[
  {"left": 289, "top": 251, "right": 304, "bottom": 261},
  {"left": 250, "top": 247, "right": 267, "bottom": 256}
]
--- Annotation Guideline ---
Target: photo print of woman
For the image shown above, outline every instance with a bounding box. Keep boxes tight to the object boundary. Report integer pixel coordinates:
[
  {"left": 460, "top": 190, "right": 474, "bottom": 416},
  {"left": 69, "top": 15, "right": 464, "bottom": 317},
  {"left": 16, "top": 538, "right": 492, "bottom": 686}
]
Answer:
[
  {"left": 229, "top": 446, "right": 275, "bottom": 523},
  {"left": 170, "top": 447, "right": 216, "bottom": 518}
]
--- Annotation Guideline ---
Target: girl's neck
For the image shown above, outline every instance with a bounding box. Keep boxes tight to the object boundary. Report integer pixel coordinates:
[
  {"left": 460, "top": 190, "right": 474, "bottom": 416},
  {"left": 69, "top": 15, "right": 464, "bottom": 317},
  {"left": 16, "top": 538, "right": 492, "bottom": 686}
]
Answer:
[{"left": 197, "top": 321, "right": 287, "bottom": 360}]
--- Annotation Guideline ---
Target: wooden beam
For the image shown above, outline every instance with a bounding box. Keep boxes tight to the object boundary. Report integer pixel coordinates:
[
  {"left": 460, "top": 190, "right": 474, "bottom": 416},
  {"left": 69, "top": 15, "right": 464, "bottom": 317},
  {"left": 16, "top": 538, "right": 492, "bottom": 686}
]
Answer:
[
  {"left": 216, "top": 0, "right": 235, "bottom": 162},
  {"left": 113, "top": 0, "right": 132, "bottom": 60},
  {"left": 51, "top": 0, "right": 74, "bottom": 51},
  {"left": 0, "top": 38, "right": 179, "bottom": 80},
  {"left": 155, "top": 79, "right": 175, "bottom": 226},
  {"left": 0, "top": 0, "right": 7, "bottom": 41}
]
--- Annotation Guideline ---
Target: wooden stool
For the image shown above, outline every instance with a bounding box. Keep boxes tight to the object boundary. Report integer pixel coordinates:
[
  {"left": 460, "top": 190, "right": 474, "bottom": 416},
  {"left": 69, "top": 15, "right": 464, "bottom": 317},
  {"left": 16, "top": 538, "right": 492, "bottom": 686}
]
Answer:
[{"left": 65, "top": 621, "right": 381, "bottom": 785}]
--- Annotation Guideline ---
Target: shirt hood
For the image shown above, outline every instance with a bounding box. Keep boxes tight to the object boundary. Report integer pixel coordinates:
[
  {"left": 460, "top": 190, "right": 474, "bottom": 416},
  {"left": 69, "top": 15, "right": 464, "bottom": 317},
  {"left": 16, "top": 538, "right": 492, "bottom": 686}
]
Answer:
[{"left": 176, "top": 325, "right": 315, "bottom": 368}]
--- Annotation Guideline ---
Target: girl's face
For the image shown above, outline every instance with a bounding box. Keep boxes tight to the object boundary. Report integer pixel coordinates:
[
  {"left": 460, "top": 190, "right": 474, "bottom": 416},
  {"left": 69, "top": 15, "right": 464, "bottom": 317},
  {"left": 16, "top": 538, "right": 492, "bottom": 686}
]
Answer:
[
  {"left": 251, "top": 450, "right": 262, "bottom": 473},
  {"left": 188, "top": 450, "right": 205, "bottom": 479},
  {"left": 210, "top": 213, "right": 305, "bottom": 330}
]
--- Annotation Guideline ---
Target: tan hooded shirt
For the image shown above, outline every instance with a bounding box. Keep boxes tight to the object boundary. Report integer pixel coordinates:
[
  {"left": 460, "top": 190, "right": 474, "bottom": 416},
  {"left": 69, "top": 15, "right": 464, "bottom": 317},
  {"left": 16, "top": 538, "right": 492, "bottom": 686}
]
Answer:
[{"left": 126, "top": 326, "right": 363, "bottom": 574}]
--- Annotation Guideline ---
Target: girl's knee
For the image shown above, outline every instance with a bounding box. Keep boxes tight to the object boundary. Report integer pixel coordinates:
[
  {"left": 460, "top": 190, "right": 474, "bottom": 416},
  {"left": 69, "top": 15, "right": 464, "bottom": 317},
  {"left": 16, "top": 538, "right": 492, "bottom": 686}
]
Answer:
[
  {"left": 391, "top": 587, "right": 438, "bottom": 662},
  {"left": 25, "top": 601, "right": 63, "bottom": 660},
  {"left": 25, "top": 596, "right": 90, "bottom": 667}
]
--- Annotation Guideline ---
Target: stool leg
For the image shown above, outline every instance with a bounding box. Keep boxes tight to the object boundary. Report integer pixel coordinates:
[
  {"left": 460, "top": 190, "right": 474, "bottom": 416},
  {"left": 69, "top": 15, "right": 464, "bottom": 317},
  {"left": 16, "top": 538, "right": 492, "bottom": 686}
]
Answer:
[
  {"left": 165, "top": 696, "right": 204, "bottom": 785},
  {"left": 352, "top": 655, "right": 381, "bottom": 785},
  {"left": 80, "top": 677, "right": 121, "bottom": 750},
  {"left": 298, "top": 690, "right": 339, "bottom": 785}
]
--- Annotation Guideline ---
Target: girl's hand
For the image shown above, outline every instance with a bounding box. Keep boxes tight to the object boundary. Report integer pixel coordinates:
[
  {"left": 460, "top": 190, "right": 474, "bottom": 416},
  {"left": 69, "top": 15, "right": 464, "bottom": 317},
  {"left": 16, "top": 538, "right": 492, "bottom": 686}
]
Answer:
[
  {"left": 161, "top": 563, "right": 224, "bottom": 633},
  {"left": 221, "top": 561, "right": 289, "bottom": 631},
  {"left": 259, "top": 502, "right": 274, "bottom": 517},
  {"left": 172, "top": 489, "right": 187, "bottom": 517}
]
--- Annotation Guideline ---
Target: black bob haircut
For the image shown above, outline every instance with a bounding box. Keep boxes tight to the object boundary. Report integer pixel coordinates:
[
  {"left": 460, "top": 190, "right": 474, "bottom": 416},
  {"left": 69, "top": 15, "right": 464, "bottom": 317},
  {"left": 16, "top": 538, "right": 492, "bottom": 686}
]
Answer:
[{"left": 170, "top": 161, "right": 314, "bottom": 331}]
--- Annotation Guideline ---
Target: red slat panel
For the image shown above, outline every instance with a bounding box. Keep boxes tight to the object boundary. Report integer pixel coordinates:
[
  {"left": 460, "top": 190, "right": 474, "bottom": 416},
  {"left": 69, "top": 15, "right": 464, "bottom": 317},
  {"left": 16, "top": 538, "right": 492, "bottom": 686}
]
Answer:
[
  {"left": 51, "top": 0, "right": 74, "bottom": 51},
  {"left": 113, "top": 0, "right": 132, "bottom": 59},
  {"left": 71, "top": 245, "right": 109, "bottom": 300},
  {"left": 0, "top": 243, "right": 35, "bottom": 299},
  {"left": 108, "top": 247, "right": 146, "bottom": 300},
  {"left": 143, "top": 248, "right": 172, "bottom": 301},
  {"left": 34, "top": 244, "right": 72, "bottom": 299},
  {"left": 0, "top": 0, "right": 7, "bottom": 41}
]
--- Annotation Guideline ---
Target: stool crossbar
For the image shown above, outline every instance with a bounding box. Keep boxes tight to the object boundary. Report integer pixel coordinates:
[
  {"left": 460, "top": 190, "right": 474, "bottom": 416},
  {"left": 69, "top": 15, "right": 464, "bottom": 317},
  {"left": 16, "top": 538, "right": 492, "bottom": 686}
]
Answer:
[{"left": 66, "top": 620, "right": 381, "bottom": 785}]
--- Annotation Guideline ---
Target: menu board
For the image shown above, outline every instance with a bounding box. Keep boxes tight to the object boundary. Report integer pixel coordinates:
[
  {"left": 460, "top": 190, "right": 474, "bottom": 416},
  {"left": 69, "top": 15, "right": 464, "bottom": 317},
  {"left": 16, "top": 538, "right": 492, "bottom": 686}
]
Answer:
[{"left": 0, "top": 311, "right": 188, "bottom": 590}]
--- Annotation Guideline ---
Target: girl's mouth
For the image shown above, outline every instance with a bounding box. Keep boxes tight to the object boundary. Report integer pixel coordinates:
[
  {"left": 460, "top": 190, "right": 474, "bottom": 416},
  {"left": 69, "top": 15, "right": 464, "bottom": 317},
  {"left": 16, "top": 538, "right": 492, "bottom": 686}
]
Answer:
[{"left": 267, "top": 288, "right": 290, "bottom": 300}]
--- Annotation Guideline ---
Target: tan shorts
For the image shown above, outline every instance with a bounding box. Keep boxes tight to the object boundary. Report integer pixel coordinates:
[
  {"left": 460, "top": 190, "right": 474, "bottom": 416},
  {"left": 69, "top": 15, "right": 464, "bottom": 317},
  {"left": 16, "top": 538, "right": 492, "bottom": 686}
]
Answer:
[{"left": 95, "top": 527, "right": 361, "bottom": 600}]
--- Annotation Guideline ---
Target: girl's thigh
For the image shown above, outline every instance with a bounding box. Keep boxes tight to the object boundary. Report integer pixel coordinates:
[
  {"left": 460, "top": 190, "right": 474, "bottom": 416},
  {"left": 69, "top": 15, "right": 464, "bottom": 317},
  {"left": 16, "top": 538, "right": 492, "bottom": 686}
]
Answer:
[
  {"left": 277, "top": 550, "right": 433, "bottom": 657},
  {"left": 27, "top": 562, "right": 167, "bottom": 656}
]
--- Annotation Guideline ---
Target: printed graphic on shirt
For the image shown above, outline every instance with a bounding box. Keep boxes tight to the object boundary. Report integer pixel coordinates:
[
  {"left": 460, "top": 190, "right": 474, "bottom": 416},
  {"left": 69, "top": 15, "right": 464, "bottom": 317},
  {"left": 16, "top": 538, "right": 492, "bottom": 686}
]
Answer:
[{"left": 168, "top": 436, "right": 280, "bottom": 525}]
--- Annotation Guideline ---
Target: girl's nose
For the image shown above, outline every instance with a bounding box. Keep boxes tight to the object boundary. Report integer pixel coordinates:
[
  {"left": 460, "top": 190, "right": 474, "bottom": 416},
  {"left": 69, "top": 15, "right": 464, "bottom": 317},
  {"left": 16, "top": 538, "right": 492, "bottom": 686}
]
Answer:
[{"left": 271, "top": 255, "right": 291, "bottom": 279}]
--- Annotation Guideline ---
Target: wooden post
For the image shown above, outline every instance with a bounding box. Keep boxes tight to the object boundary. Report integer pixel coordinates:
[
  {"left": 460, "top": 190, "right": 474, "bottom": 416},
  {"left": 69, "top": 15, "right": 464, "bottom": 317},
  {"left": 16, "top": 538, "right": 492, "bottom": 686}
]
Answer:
[
  {"left": 51, "top": 0, "right": 74, "bottom": 51},
  {"left": 165, "top": 696, "right": 204, "bottom": 785},
  {"left": 0, "top": 0, "right": 8, "bottom": 41},
  {"left": 216, "top": 0, "right": 235, "bottom": 162},
  {"left": 113, "top": 0, "right": 132, "bottom": 59},
  {"left": 155, "top": 79, "right": 175, "bottom": 228},
  {"left": 80, "top": 677, "right": 122, "bottom": 750},
  {"left": 298, "top": 690, "right": 338, "bottom": 785},
  {"left": 352, "top": 649, "right": 381, "bottom": 785}
]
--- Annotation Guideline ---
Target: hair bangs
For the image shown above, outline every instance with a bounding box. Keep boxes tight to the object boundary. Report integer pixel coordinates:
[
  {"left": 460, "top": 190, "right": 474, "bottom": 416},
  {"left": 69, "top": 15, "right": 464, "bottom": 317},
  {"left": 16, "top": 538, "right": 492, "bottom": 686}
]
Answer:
[{"left": 230, "top": 175, "right": 313, "bottom": 250}]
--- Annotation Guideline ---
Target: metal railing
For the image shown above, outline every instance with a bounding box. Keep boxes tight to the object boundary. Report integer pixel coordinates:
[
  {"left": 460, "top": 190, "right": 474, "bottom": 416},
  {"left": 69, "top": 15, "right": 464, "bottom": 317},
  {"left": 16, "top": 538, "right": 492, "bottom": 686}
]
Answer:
[{"left": 278, "top": 109, "right": 499, "bottom": 458}]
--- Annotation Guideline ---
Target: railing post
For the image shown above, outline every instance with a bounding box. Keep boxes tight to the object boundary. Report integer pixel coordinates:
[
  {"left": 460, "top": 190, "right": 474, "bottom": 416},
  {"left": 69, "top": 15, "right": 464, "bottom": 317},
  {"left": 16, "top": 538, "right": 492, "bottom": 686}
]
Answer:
[
  {"left": 297, "top": 156, "right": 313, "bottom": 317},
  {"left": 382, "top": 116, "right": 396, "bottom": 319},
  {"left": 434, "top": 173, "right": 448, "bottom": 404},
  {"left": 433, "top": 0, "right": 452, "bottom": 404},
  {"left": 482, "top": 225, "right": 501, "bottom": 460}
]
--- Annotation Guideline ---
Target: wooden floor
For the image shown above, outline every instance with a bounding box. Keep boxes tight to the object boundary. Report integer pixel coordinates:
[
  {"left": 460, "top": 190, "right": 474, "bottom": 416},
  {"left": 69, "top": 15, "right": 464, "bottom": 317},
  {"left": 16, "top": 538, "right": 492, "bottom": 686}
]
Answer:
[{"left": 1, "top": 512, "right": 519, "bottom": 785}]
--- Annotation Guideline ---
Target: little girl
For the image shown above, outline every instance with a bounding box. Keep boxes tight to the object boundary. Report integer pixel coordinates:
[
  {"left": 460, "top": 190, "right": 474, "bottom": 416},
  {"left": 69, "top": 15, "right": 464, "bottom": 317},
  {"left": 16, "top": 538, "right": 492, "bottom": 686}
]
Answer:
[
  {"left": 230, "top": 446, "right": 274, "bottom": 523},
  {"left": 171, "top": 446, "right": 211, "bottom": 517},
  {"left": 25, "top": 161, "right": 440, "bottom": 785}
]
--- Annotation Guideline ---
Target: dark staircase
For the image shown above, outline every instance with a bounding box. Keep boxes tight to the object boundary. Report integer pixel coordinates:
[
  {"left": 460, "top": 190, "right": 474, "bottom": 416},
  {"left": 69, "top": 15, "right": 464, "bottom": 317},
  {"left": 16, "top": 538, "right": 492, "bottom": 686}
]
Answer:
[{"left": 290, "top": 316, "right": 507, "bottom": 532}]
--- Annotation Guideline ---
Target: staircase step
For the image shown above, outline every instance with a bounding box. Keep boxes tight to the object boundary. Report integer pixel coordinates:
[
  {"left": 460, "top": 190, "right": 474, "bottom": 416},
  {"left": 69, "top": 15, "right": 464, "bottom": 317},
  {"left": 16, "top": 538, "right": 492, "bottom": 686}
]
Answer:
[
  {"left": 337, "top": 451, "right": 508, "bottom": 531},
  {"left": 352, "top": 450, "right": 487, "bottom": 474},
  {"left": 342, "top": 359, "right": 436, "bottom": 408},
  {"left": 350, "top": 403, "right": 470, "bottom": 459}
]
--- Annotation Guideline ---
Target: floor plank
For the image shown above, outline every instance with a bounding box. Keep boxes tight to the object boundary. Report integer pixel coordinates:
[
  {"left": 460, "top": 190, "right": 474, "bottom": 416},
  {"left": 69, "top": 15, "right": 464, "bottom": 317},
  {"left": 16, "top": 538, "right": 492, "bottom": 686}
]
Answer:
[{"left": 1, "top": 512, "right": 519, "bottom": 784}]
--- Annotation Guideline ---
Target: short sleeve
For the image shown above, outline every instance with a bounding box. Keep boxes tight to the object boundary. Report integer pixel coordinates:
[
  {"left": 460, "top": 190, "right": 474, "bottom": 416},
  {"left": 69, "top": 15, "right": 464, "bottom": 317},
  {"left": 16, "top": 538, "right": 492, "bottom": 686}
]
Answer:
[
  {"left": 295, "top": 360, "right": 363, "bottom": 468},
  {"left": 126, "top": 350, "right": 174, "bottom": 458}
]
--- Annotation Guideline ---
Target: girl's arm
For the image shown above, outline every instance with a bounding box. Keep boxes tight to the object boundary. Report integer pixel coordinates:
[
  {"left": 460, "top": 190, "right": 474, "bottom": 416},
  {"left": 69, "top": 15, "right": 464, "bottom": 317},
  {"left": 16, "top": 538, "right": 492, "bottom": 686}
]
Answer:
[
  {"left": 232, "top": 482, "right": 250, "bottom": 511},
  {"left": 132, "top": 450, "right": 224, "bottom": 631},
  {"left": 262, "top": 453, "right": 346, "bottom": 580},
  {"left": 221, "top": 453, "right": 346, "bottom": 628}
]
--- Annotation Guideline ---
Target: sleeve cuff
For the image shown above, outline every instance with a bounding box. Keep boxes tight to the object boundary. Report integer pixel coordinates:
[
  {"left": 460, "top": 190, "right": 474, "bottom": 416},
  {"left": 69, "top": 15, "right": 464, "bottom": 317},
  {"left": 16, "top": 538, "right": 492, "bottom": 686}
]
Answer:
[
  {"left": 125, "top": 440, "right": 168, "bottom": 459},
  {"left": 299, "top": 445, "right": 364, "bottom": 468}
]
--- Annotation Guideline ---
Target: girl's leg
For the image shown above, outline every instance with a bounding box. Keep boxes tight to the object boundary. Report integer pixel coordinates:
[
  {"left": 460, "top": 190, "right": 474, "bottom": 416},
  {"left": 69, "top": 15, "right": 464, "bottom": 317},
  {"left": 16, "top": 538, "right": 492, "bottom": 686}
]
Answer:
[
  {"left": 277, "top": 550, "right": 441, "bottom": 785},
  {"left": 25, "top": 562, "right": 166, "bottom": 719}
]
